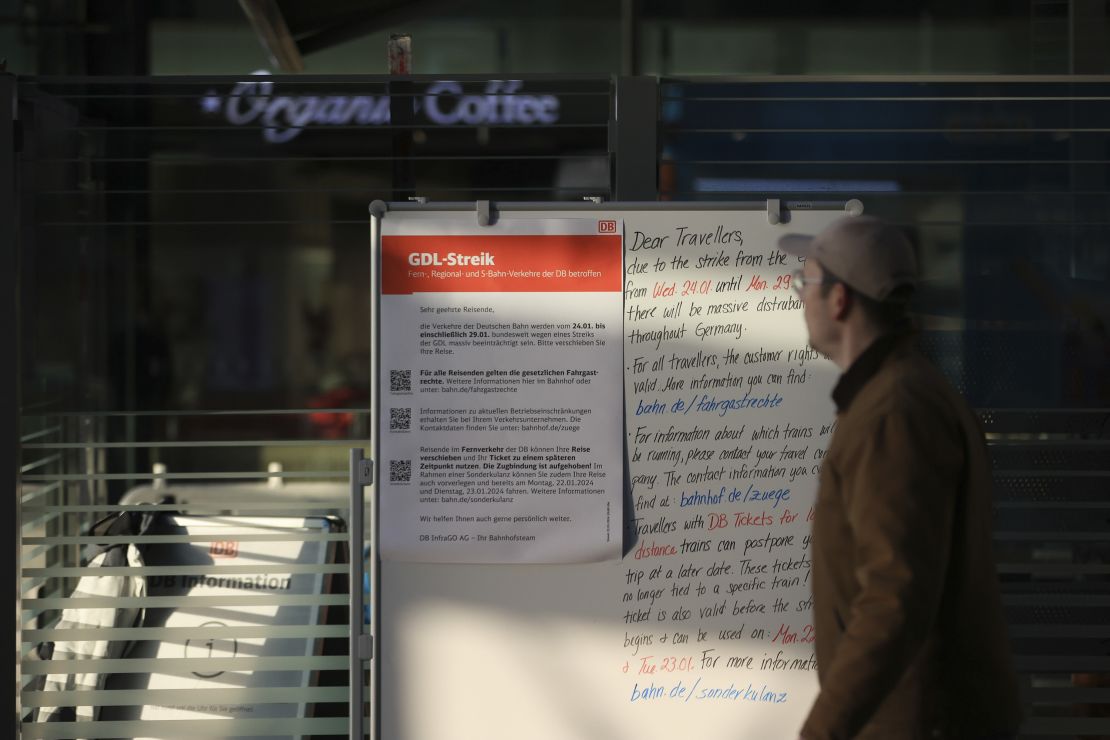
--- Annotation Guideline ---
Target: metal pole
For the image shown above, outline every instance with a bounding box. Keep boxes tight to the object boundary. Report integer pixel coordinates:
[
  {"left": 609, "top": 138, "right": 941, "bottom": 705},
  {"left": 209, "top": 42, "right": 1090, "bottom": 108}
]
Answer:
[
  {"left": 1, "top": 71, "right": 21, "bottom": 739},
  {"left": 348, "top": 448, "right": 369, "bottom": 739},
  {"left": 368, "top": 204, "right": 383, "bottom": 740},
  {"left": 388, "top": 35, "right": 415, "bottom": 201},
  {"left": 1068, "top": 2, "right": 1106, "bottom": 279},
  {"left": 620, "top": 0, "right": 640, "bottom": 76},
  {"left": 611, "top": 76, "right": 659, "bottom": 201}
]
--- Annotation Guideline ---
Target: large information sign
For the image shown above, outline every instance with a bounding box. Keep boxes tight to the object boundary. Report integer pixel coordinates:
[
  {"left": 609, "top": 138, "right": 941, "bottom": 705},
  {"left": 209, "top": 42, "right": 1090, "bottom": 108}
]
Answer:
[
  {"left": 378, "top": 205, "right": 847, "bottom": 740},
  {"left": 379, "top": 216, "right": 625, "bottom": 563}
]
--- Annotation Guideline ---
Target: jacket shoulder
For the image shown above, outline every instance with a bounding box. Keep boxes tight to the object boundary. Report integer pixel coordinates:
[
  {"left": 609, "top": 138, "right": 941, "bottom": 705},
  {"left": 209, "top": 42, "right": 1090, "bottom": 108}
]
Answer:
[{"left": 840, "top": 347, "right": 974, "bottom": 444}]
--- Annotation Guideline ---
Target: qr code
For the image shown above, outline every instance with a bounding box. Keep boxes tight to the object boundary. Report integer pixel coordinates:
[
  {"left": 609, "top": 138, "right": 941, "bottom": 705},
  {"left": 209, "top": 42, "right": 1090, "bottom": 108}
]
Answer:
[
  {"left": 390, "top": 369, "right": 411, "bottom": 393},
  {"left": 390, "top": 407, "right": 411, "bottom": 432},
  {"left": 390, "top": 459, "right": 411, "bottom": 484}
]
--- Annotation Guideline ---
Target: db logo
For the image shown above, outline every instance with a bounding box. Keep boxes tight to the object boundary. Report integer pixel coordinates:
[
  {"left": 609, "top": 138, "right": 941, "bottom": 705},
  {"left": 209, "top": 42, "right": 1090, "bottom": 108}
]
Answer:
[
  {"left": 210, "top": 541, "right": 239, "bottom": 558},
  {"left": 598, "top": 220, "right": 617, "bottom": 233}
]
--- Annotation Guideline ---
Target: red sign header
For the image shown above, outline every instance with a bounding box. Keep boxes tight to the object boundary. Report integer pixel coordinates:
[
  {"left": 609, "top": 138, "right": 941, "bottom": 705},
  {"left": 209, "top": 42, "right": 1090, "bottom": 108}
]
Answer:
[{"left": 382, "top": 234, "right": 622, "bottom": 294}]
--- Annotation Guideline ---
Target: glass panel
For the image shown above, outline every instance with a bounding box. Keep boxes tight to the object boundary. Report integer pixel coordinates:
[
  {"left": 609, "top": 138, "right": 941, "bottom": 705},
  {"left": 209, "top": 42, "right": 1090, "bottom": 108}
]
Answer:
[{"left": 660, "top": 77, "right": 1110, "bottom": 736}]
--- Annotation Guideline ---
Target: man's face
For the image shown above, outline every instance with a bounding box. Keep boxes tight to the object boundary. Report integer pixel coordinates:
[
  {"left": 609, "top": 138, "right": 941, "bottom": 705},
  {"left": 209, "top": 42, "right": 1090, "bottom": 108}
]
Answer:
[{"left": 798, "top": 258, "right": 837, "bottom": 356}]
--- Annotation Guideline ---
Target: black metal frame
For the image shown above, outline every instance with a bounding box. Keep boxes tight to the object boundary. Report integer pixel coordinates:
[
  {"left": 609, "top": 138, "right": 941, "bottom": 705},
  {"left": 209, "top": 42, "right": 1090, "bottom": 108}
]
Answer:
[{"left": 7, "top": 71, "right": 1110, "bottom": 738}]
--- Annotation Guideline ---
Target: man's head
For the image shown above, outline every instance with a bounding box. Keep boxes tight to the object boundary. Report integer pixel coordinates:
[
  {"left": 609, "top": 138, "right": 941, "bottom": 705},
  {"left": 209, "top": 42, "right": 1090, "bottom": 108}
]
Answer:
[{"left": 778, "top": 215, "right": 917, "bottom": 362}]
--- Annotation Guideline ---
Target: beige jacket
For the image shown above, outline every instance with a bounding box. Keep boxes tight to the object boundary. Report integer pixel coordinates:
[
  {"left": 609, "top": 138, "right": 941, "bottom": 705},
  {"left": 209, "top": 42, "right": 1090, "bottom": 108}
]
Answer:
[{"left": 801, "top": 333, "right": 1022, "bottom": 740}]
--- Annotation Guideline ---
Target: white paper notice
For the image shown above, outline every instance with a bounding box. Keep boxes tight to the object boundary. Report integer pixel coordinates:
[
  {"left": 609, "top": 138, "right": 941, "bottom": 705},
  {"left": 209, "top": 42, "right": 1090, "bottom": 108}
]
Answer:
[{"left": 379, "top": 216, "right": 624, "bottom": 563}]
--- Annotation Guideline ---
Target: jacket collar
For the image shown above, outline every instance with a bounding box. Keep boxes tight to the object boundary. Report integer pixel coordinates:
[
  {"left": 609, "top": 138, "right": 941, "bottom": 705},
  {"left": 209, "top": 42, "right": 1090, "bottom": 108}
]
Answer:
[{"left": 831, "top": 324, "right": 913, "bottom": 412}]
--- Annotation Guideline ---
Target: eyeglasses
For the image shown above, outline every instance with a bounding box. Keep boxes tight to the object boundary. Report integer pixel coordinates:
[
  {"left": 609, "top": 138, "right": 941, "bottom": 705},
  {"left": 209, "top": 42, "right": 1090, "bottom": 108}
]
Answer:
[{"left": 790, "top": 269, "right": 836, "bottom": 297}]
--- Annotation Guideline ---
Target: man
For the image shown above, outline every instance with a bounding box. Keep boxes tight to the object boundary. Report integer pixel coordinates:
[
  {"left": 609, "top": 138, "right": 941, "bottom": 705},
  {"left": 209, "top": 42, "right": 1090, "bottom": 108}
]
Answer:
[{"left": 778, "top": 216, "right": 1022, "bottom": 740}]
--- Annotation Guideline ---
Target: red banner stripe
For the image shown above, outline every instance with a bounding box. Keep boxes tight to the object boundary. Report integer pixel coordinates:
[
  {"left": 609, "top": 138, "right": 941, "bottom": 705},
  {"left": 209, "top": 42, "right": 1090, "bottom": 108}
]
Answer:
[{"left": 382, "top": 234, "right": 622, "bottom": 294}]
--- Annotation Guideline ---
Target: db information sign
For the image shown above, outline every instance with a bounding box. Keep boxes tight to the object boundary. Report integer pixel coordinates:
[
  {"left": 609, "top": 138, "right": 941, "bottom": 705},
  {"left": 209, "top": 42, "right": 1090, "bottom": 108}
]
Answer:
[{"left": 378, "top": 216, "right": 624, "bottom": 563}]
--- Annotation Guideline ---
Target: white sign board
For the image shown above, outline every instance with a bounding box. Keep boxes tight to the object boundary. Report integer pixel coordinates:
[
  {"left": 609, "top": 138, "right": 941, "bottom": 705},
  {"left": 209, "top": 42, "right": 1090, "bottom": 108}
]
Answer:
[
  {"left": 377, "top": 205, "right": 846, "bottom": 740},
  {"left": 378, "top": 216, "right": 625, "bottom": 563}
]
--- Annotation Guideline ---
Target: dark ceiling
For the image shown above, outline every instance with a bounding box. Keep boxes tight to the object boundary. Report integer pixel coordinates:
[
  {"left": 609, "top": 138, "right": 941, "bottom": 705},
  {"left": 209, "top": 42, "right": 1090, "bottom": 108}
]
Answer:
[{"left": 236, "top": 0, "right": 1039, "bottom": 71}]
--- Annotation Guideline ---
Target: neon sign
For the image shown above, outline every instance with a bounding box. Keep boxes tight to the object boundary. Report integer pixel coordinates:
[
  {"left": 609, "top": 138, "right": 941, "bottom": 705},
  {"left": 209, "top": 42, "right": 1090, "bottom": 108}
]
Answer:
[{"left": 200, "top": 71, "right": 561, "bottom": 143}]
